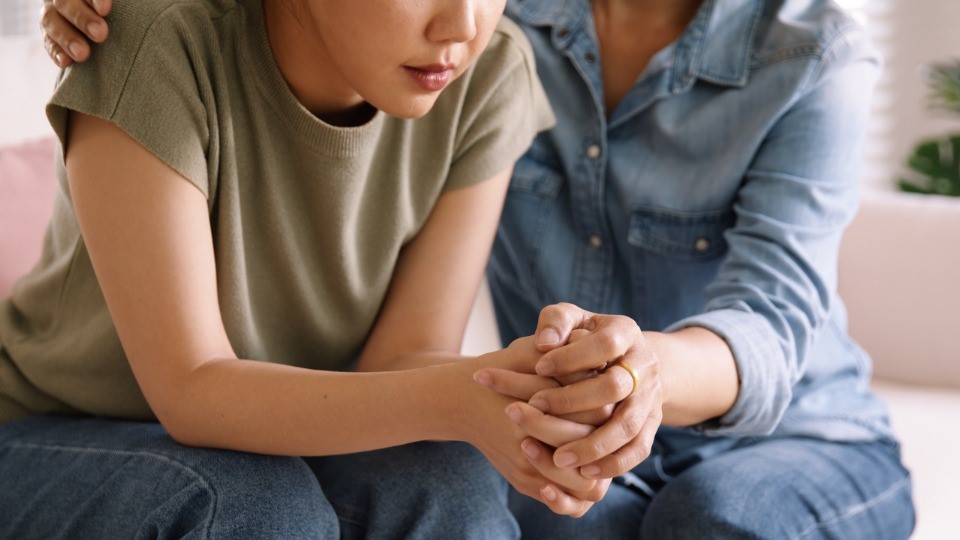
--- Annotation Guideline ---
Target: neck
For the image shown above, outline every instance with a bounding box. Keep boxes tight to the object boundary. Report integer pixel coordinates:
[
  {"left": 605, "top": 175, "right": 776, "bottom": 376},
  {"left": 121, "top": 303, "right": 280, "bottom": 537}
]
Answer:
[
  {"left": 262, "top": 0, "right": 374, "bottom": 126},
  {"left": 593, "top": 0, "right": 703, "bottom": 27}
]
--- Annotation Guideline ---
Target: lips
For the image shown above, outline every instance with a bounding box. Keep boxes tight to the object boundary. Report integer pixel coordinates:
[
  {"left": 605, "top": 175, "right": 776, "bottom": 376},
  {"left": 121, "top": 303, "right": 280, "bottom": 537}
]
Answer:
[{"left": 404, "top": 64, "right": 455, "bottom": 92}]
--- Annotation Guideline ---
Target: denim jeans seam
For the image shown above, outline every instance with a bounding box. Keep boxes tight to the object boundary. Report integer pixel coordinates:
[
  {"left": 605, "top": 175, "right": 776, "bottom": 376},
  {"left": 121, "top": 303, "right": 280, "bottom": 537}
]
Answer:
[
  {"left": 793, "top": 476, "right": 912, "bottom": 539},
  {"left": 7, "top": 442, "right": 219, "bottom": 539}
]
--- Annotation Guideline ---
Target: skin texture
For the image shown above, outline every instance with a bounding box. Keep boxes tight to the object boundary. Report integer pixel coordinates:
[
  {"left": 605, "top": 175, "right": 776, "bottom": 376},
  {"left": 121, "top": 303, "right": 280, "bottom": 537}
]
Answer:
[
  {"left": 41, "top": 0, "right": 742, "bottom": 516},
  {"left": 266, "top": 0, "right": 503, "bottom": 121}
]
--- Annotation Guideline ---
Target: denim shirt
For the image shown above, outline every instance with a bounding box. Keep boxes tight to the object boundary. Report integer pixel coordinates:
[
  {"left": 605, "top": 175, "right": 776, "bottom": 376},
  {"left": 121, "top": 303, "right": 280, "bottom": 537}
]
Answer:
[{"left": 491, "top": 0, "right": 894, "bottom": 444}]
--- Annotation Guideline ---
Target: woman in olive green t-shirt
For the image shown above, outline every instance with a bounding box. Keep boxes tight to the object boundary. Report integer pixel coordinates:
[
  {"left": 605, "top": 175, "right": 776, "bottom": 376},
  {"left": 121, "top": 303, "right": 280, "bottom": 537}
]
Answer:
[{"left": 0, "top": 0, "right": 615, "bottom": 536}]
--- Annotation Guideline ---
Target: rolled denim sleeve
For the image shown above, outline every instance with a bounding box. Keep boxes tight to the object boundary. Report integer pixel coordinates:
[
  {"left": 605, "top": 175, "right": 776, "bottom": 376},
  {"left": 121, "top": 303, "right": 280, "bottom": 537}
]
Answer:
[{"left": 666, "top": 28, "right": 881, "bottom": 437}]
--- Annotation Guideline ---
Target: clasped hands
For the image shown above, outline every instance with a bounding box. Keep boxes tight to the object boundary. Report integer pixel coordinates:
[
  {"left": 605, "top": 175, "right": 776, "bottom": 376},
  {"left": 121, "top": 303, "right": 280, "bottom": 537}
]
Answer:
[{"left": 475, "top": 303, "right": 663, "bottom": 517}]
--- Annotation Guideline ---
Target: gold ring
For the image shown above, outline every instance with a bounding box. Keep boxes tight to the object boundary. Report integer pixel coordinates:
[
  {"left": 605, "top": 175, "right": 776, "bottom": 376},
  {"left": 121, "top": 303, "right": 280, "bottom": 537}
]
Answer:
[{"left": 609, "top": 361, "right": 640, "bottom": 397}]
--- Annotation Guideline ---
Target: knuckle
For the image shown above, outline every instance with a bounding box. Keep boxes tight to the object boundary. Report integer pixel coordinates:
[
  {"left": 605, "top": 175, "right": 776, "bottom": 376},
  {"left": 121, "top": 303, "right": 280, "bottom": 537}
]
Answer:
[
  {"left": 618, "top": 411, "right": 644, "bottom": 439},
  {"left": 40, "top": 7, "right": 54, "bottom": 29},
  {"left": 611, "top": 454, "right": 632, "bottom": 474},
  {"left": 605, "top": 371, "right": 629, "bottom": 397},
  {"left": 600, "top": 403, "right": 615, "bottom": 420},
  {"left": 634, "top": 442, "right": 652, "bottom": 463},
  {"left": 572, "top": 503, "right": 592, "bottom": 518},
  {"left": 584, "top": 439, "right": 607, "bottom": 461},
  {"left": 553, "top": 390, "right": 577, "bottom": 413},
  {"left": 598, "top": 330, "right": 619, "bottom": 355},
  {"left": 584, "top": 487, "right": 604, "bottom": 502}
]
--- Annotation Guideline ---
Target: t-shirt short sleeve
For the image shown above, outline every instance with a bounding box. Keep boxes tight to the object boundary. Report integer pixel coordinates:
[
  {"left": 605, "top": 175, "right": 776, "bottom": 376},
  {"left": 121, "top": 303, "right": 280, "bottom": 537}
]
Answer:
[
  {"left": 46, "top": 2, "right": 214, "bottom": 198},
  {"left": 443, "top": 17, "right": 555, "bottom": 192}
]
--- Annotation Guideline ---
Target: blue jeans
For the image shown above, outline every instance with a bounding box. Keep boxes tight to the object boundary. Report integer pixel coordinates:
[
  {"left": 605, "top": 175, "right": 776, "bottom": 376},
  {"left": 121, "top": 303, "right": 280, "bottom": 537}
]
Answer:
[
  {"left": 509, "top": 437, "right": 915, "bottom": 539},
  {"left": 0, "top": 416, "right": 519, "bottom": 539}
]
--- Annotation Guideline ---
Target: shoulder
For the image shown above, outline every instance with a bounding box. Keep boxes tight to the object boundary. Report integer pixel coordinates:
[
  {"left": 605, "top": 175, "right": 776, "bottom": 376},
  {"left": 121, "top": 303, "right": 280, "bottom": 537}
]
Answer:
[
  {"left": 472, "top": 16, "right": 539, "bottom": 82},
  {"left": 752, "top": 0, "right": 875, "bottom": 70},
  {"left": 54, "top": 0, "right": 239, "bottom": 105},
  {"left": 46, "top": 0, "right": 238, "bottom": 198},
  {"left": 104, "top": 0, "right": 237, "bottom": 48}
]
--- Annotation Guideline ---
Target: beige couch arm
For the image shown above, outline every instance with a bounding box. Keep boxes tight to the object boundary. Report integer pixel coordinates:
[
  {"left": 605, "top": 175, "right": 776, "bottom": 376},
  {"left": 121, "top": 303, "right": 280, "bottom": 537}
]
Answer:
[{"left": 839, "top": 189, "right": 960, "bottom": 388}]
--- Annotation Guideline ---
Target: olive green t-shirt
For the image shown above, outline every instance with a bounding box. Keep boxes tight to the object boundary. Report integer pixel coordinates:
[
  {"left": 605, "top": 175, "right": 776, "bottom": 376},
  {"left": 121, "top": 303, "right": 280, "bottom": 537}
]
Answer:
[{"left": 0, "top": 0, "right": 554, "bottom": 423}]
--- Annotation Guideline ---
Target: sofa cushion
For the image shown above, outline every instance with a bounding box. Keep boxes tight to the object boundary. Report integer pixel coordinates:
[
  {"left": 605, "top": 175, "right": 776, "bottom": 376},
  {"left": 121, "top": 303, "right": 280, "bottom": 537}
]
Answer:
[
  {"left": 839, "top": 189, "right": 960, "bottom": 389},
  {"left": 0, "top": 137, "right": 58, "bottom": 300}
]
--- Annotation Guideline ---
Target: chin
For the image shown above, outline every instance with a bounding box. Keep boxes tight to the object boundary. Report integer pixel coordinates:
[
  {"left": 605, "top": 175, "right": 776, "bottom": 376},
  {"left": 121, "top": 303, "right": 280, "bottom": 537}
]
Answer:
[{"left": 377, "top": 95, "right": 441, "bottom": 120}]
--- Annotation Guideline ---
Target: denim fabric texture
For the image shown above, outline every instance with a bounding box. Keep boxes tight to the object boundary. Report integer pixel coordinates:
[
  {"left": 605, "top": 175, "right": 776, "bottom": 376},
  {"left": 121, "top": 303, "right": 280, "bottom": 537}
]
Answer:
[
  {"left": 494, "top": 0, "right": 893, "bottom": 442},
  {"left": 508, "top": 437, "right": 914, "bottom": 539},
  {"left": 0, "top": 416, "right": 519, "bottom": 539},
  {"left": 493, "top": 0, "right": 915, "bottom": 536}
]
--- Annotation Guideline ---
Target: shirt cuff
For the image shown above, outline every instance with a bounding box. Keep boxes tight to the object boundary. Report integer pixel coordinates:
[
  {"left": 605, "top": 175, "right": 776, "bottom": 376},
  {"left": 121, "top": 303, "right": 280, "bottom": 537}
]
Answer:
[{"left": 664, "top": 309, "right": 793, "bottom": 437}]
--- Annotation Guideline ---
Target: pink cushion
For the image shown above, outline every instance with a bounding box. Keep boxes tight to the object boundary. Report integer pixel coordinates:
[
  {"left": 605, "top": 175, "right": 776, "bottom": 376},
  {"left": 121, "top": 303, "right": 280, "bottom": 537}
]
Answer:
[{"left": 0, "top": 138, "right": 59, "bottom": 300}]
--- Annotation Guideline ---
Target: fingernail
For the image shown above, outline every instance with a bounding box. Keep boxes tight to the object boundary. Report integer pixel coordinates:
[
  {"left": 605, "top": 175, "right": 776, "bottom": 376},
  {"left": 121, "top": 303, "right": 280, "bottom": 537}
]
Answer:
[
  {"left": 55, "top": 52, "right": 64, "bottom": 66},
  {"left": 472, "top": 371, "right": 492, "bottom": 387},
  {"left": 536, "top": 359, "right": 555, "bottom": 376},
  {"left": 521, "top": 440, "right": 540, "bottom": 460},
  {"left": 505, "top": 404, "right": 522, "bottom": 424},
  {"left": 555, "top": 451, "right": 577, "bottom": 468},
  {"left": 582, "top": 464, "right": 601, "bottom": 477},
  {"left": 87, "top": 21, "right": 103, "bottom": 40},
  {"left": 541, "top": 485, "right": 558, "bottom": 502},
  {"left": 68, "top": 42, "right": 83, "bottom": 59},
  {"left": 529, "top": 396, "right": 549, "bottom": 413},
  {"left": 91, "top": 0, "right": 101, "bottom": 13},
  {"left": 537, "top": 328, "right": 560, "bottom": 346}
]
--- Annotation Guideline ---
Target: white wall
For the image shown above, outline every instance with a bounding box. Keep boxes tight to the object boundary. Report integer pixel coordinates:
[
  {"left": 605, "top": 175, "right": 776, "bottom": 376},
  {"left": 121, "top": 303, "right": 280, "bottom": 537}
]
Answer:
[
  {"left": 0, "top": 35, "right": 59, "bottom": 145},
  {"left": 861, "top": 0, "right": 960, "bottom": 190}
]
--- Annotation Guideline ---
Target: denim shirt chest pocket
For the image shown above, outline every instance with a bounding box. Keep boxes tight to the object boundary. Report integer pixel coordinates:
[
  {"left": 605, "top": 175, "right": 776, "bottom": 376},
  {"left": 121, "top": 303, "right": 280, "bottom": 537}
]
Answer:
[
  {"left": 495, "top": 145, "right": 565, "bottom": 304},
  {"left": 626, "top": 207, "right": 734, "bottom": 329}
]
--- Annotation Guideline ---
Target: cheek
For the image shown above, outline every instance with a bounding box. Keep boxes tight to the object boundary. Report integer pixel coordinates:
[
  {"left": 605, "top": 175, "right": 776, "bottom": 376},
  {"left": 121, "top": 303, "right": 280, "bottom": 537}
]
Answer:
[{"left": 473, "top": 3, "right": 506, "bottom": 48}]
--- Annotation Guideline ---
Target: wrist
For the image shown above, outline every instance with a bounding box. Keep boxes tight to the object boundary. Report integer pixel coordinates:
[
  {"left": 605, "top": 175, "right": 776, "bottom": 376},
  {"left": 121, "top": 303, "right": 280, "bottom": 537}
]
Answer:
[
  {"left": 422, "top": 356, "right": 489, "bottom": 443},
  {"left": 646, "top": 327, "right": 739, "bottom": 426}
]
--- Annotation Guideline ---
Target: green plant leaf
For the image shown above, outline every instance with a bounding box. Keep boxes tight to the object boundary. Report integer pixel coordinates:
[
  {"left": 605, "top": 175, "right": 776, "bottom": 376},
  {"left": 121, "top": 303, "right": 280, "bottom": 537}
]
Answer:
[{"left": 898, "top": 134, "right": 960, "bottom": 197}]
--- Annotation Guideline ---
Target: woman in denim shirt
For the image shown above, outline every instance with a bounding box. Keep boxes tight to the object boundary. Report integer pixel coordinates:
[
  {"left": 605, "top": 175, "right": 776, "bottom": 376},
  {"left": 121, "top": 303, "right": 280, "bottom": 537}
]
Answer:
[
  {"left": 43, "top": 0, "right": 916, "bottom": 537},
  {"left": 474, "top": 0, "right": 917, "bottom": 537}
]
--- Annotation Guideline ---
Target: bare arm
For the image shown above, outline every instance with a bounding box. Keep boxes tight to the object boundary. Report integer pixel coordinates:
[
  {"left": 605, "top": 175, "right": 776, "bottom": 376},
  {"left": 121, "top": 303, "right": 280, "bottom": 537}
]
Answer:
[
  {"left": 66, "top": 111, "right": 605, "bottom": 515},
  {"left": 66, "top": 110, "right": 480, "bottom": 454}
]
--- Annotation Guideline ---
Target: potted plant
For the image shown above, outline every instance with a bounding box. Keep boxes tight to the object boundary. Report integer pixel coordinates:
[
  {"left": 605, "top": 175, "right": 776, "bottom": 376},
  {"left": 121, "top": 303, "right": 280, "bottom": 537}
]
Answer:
[{"left": 898, "top": 60, "right": 960, "bottom": 197}]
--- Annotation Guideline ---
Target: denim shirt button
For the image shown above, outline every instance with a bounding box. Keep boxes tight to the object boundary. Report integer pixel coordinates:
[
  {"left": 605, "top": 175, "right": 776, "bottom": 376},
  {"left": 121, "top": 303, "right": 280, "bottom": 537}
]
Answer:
[
  {"left": 557, "top": 28, "right": 570, "bottom": 39},
  {"left": 589, "top": 234, "right": 603, "bottom": 249},
  {"left": 584, "top": 52, "right": 597, "bottom": 63},
  {"left": 694, "top": 237, "right": 711, "bottom": 252},
  {"left": 586, "top": 144, "right": 601, "bottom": 159}
]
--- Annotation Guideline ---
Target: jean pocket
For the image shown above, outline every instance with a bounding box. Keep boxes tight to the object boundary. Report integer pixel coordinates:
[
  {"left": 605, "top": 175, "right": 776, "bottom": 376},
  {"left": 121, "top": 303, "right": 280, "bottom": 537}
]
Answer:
[
  {"left": 627, "top": 206, "right": 734, "bottom": 261},
  {"left": 626, "top": 207, "right": 734, "bottom": 328}
]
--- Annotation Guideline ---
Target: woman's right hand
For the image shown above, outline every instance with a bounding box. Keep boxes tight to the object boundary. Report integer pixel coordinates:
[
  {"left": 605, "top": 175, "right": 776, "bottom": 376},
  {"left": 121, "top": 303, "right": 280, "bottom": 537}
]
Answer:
[
  {"left": 41, "top": 0, "right": 111, "bottom": 67},
  {"left": 465, "top": 337, "right": 610, "bottom": 517}
]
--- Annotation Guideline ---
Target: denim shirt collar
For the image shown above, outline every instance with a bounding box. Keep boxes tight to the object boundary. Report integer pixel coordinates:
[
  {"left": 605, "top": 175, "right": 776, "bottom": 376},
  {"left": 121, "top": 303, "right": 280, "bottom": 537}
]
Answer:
[{"left": 506, "top": 0, "right": 764, "bottom": 90}]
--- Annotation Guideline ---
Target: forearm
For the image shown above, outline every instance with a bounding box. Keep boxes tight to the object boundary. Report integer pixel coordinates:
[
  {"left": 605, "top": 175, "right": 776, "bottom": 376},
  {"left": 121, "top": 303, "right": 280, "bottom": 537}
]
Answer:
[
  {"left": 164, "top": 355, "right": 478, "bottom": 455},
  {"left": 646, "top": 327, "right": 739, "bottom": 427},
  {"left": 357, "top": 350, "right": 465, "bottom": 372}
]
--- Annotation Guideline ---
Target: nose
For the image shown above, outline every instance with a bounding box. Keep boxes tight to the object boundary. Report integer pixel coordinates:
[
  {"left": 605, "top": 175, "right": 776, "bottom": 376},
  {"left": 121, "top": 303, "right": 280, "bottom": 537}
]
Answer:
[{"left": 426, "top": 0, "right": 477, "bottom": 43}]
